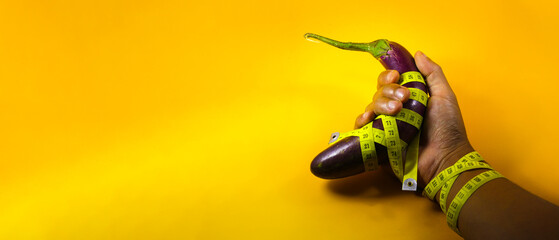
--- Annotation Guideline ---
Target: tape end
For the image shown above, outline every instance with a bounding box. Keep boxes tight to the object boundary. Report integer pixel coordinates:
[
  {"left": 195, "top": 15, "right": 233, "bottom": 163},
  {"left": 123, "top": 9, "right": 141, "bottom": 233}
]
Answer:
[
  {"left": 402, "top": 178, "right": 418, "bottom": 191},
  {"left": 328, "top": 132, "right": 340, "bottom": 144}
]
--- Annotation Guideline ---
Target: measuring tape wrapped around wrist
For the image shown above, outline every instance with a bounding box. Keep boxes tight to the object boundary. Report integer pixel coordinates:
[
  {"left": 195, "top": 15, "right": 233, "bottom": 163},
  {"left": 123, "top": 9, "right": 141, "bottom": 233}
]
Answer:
[
  {"left": 328, "top": 71, "right": 427, "bottom": 191},
  {"left": 438, "top": 152, "right": 485, "bottom": 213},
  {"left": 447, "top": 170, "right": 504, "bottom": 235},
  {"left": 423, "top": 152, "right": 491, "bottom": 200},
  {"left": 423, "top": 151, "right": 505, "bottom": 235}
]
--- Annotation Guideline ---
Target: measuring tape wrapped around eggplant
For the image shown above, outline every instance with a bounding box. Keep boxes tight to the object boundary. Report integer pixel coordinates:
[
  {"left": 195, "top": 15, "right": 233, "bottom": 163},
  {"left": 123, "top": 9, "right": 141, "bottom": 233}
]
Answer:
[{"left": 305, "top": 33, "right": 429, "bottom": 191}]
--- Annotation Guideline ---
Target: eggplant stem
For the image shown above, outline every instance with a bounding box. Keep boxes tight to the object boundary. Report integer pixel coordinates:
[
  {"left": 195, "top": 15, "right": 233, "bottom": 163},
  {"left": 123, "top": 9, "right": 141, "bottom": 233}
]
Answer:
[{"left": 303, "top": 33, "right": 390, "bottom": 59}]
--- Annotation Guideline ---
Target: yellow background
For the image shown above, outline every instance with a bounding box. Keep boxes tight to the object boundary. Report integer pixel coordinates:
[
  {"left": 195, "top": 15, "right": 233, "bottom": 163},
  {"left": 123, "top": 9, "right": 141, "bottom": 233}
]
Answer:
[{"left": 1, "top": 0, "right": 558, "bottom": 239}]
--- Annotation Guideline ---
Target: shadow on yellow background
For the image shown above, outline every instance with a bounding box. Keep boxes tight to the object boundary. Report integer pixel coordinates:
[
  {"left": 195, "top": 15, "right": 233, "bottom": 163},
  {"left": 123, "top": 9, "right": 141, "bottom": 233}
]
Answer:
[{"left": 0, "top": 0, "right": 558, "bottom": 239}]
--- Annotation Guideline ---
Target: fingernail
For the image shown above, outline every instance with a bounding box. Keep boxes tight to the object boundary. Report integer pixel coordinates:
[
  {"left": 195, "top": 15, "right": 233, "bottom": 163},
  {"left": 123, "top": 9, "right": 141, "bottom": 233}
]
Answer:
[
  {"left": 419, "top": 51, "right": 433, "bottom": 63},
  {"left": 418, "top": 51, "right": 426, "bottom": 58},
  {"left": 388, "top": 100, "right": 398, "bottom": 110},
  {"left": 395, "top": 88, "right": 406, "bottom": 100}
]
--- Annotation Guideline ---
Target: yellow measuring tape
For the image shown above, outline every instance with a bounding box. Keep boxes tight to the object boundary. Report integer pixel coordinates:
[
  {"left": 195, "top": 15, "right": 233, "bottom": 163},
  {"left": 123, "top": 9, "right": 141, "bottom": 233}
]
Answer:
[
  {"left": 400, "top": 71, "right": 427, "bottom": 86},
  {"left": 447, "top": 170, "right": 504, "bottom": 234},
  {"left": 423, "top": 151, "right": 505, "bottom": 235},
  {"left": 423, "top": 152, "right": 491, "bottom": 200},
  {"left": 328, "top": 71, "right": 426, "bottom": 191},
  {"left": 439, "top": 152, "right": 485, "bottom": 213},
  {"left": 395, "top": 108, "right": 423, "bottom": 129},
  {"left": 408, "top": 88, "right": 428, "bottom": 106},
  {"left": 382, "top": 116, "right": 403, "bottom": 179},
  {"left": 403, "top": 128, "right": 420, "bottom": 190},
  {"left": 359, "top": 123, "right": 378, "bottom": 171}
]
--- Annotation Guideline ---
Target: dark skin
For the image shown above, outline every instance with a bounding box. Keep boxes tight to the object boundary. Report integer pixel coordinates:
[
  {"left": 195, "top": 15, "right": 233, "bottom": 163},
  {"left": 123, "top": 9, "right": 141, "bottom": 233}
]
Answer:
[{"left": 355, "top": 51, "right": 559, "bottom": 239}]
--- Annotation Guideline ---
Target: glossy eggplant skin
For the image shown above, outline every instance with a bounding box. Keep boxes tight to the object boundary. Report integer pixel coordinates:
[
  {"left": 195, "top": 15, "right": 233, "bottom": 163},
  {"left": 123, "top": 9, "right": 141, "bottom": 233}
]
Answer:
[
  {"left": 310, "top": 40, "right": 428, "bottom": 179},
  {"left": 380, "top": 42, "right": 418, "bottom": 74},
  {"left": 310, "top": 136, "right": 363, "bottom": 179}
]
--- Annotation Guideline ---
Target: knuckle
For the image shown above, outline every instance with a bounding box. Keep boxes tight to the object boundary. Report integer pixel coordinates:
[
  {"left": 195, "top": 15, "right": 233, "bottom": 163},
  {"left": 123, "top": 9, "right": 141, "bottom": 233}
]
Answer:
[
  {"left": 373, "top": 99, "right": 385, "bottom": 113},
  {"left": 374, "top": 98, "right": 390, "bottom": 114},
  {"left": 382, "top": 84, "right": 399, "bottom": 96}
]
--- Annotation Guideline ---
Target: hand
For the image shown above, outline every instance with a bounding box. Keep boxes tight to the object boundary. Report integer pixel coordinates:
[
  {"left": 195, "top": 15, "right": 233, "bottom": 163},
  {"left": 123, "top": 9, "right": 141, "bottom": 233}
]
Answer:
[{"left": 354, "top": 51, "right": 474, "bottom": 187}]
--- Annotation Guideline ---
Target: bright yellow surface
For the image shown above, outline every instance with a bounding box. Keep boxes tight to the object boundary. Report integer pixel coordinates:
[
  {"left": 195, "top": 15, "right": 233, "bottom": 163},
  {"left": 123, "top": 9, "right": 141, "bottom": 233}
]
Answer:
[{"left": 1, "top": 0, "right": 558, "bottom": 239}]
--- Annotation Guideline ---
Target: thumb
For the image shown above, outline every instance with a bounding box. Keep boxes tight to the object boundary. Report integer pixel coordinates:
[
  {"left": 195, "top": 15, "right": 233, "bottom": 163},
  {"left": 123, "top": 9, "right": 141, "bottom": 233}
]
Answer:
[{"left": 414, "top": 51, "right": 455, "bottom": 99}]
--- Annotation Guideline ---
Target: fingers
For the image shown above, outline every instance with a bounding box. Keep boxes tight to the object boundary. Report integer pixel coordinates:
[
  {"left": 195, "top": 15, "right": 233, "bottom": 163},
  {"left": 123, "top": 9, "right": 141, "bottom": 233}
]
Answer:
[
  {"left": 377, "top": 70, "right": 400, "bottom": 89},
  {"left": 374, "top": 70, "right": 409, "bottom": 115},
  {"left": 371, "top": 83, "right": 409, "bottom": 114},
  {"left": 414, "top": 51, "right": 456, "bottom": 100},
  {"left": 355, "top": 83, "right": 410, "bottom": 129},
  {"left": 354, "top": 111, "right": 374, "bottom": 129}
]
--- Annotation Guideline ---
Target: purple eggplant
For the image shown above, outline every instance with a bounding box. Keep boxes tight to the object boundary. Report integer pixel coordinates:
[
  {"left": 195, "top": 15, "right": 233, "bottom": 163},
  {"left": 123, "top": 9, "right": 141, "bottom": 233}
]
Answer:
[{"left": 305, "top": 33, "right": 428, "bottom": 179}]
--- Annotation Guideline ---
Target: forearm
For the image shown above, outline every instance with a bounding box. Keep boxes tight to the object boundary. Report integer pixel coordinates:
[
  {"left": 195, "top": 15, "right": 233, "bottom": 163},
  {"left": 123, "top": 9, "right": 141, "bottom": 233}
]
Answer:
[
  {"left": 457, "top": 177, "right": 559, "bottom": 239},
  {"left": 434, "top": 151, "right": 559, "bottom": 239}
]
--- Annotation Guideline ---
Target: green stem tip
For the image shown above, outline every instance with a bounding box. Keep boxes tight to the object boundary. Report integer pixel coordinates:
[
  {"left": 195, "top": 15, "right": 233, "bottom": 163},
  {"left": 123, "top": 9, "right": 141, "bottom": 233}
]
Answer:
[{"left": 303, "top": 33, "right": 390, "bottom": 58}]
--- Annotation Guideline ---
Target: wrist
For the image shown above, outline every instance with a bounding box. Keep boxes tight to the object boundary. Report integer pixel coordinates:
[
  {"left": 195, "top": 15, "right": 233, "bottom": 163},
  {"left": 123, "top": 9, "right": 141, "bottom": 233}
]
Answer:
[
  {"left": 424, "top": 142, "right": 475, "bottom": 196},
  {"left": 433, "top": 142, "right": 475, "bottom": 180}
]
